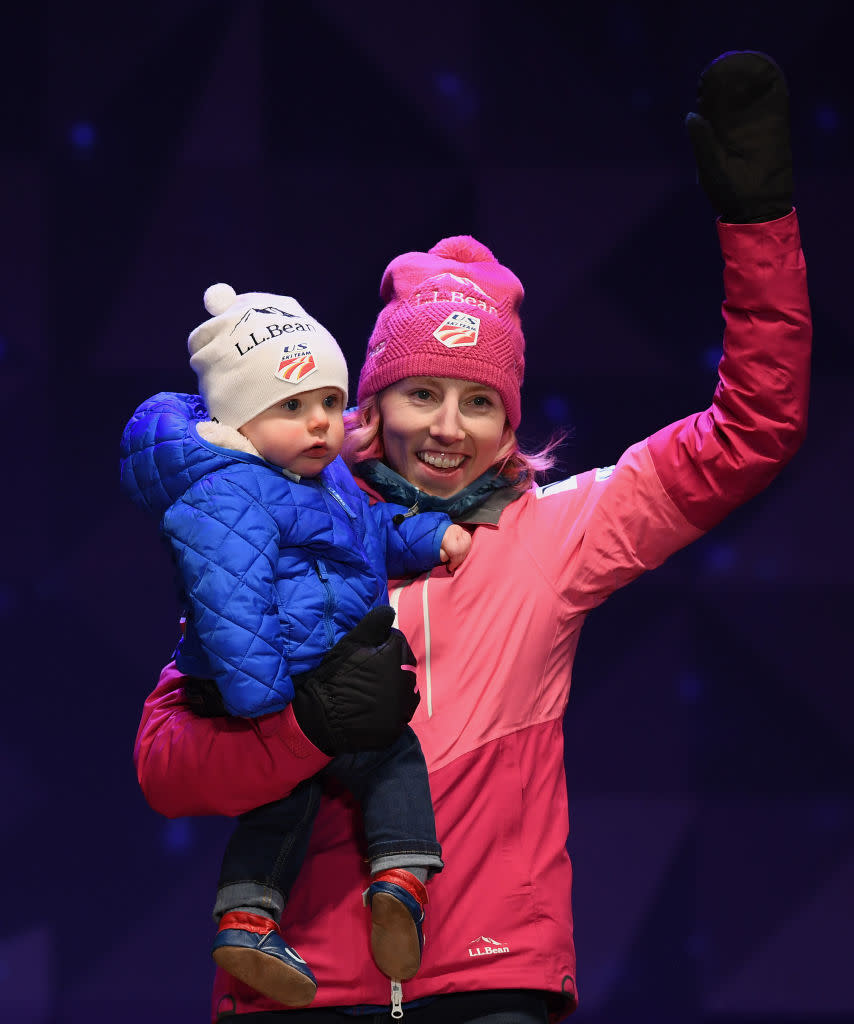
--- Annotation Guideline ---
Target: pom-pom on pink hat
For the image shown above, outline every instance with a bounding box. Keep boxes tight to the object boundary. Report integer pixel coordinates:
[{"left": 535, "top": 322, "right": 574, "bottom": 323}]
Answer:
[{"left": 357, "top": 236, "right": 526, "bottom": 429}]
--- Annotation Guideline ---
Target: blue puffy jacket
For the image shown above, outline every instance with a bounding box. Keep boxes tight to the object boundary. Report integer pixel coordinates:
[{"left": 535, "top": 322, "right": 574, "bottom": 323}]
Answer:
[{"left": 119, "top": 392, "right": 449, "bottom": 717}]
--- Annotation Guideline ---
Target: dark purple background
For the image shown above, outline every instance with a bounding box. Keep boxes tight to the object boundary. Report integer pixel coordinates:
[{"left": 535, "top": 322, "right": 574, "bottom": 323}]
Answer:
[{"left": 1, "top": 2, "right": 851, "bottom": 1022}]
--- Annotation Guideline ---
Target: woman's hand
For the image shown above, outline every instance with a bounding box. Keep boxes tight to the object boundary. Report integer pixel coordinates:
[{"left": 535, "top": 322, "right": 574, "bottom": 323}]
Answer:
[
  {"left": 178, "top": 606, "right": 420, "bottom": 757},
  {"left": 685, "top": 50, "right": 793, "bottom": 223},
  {"left": 289, "top": 606, "right": 420, "bottom": 755}
]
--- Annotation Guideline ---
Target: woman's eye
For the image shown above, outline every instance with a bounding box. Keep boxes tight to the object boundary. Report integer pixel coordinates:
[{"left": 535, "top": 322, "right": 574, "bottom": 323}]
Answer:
[
  {"left": 413, "top": 390, "right": 432, "bottom": 401},
  {"left": 470, "top": 395, "right": 492, "bottom": 407}
]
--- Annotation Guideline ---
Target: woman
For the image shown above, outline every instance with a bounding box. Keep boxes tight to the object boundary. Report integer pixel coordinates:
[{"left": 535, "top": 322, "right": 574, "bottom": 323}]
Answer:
[{"left": 133, "top": 51, "right": 810, "bottom": 1022}]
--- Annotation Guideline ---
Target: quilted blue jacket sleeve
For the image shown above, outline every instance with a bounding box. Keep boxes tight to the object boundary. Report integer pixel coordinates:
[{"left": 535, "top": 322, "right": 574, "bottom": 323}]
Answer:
[
  {"left": 163, "top": 469, "right": 296, "bottom": 718},
  {"left": 366, "top": 502, "right": 450, "bottom": 579}
]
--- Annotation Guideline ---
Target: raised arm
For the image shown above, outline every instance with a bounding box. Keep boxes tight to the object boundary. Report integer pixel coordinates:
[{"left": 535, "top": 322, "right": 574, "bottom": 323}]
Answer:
[
  {"left": 648, "top": 212, "right": 808, "bottom": 528},
  {"left": 528, "top": 53, "right": 810, "bottom": 612},
  {"left": 649, "top": 51, "right": 809, "bottom": 529}
]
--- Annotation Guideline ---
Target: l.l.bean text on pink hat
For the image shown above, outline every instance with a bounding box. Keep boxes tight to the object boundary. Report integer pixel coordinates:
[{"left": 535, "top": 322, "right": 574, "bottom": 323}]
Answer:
[{"left": 413, "top": 289, "right": 498, "bottom": 315}]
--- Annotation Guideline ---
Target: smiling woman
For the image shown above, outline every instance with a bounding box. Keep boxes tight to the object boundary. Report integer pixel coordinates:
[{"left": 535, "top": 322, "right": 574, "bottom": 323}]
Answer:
[
  {"left": 342, "top": 382, "right": 561, "bottom": 502},
  {"left": 371, "top": 377, "right": 514, "bottom": 497}
]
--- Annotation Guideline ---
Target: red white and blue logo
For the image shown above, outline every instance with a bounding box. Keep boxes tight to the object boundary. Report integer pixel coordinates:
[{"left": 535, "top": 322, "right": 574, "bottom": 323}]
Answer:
[
  {"left": 433, "top": 312, "right": 480, "bottom": 348},
  {"left": 275, "top": 341, "right": 317, "bottom": 383}
]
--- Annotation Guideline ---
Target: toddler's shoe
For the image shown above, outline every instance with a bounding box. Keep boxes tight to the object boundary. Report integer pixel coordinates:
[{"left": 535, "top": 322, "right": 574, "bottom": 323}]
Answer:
[
  {"left": 211, "top": 911, "right": 317, "bottom": 1006},
  {"left": 363, "top": 868, "right": 427, "bottom": 981}
]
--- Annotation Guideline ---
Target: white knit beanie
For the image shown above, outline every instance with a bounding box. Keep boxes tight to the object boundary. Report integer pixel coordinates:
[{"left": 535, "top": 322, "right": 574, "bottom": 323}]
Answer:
[{"left": 188, "top": 283, "right": 349, "bottom": 428}]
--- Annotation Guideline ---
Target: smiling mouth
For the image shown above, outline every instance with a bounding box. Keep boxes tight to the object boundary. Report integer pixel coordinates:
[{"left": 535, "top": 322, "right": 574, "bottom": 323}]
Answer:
[{"left": 417, "top": 451, "right": 465, "bottom": 470}]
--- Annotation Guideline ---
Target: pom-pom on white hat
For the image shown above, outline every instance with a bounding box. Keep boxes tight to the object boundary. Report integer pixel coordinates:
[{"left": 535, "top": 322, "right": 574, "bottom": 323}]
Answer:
[{"left": 188, "top": 283, "right": 349, "bottom": 428}]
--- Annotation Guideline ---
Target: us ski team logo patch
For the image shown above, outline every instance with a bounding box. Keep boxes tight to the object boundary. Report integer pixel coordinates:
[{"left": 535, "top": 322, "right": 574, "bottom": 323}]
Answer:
[
  {"left": 275, "top": 342, "right": 317, "bottom": 383},
  {"left": 433, "top": 312, "right": 480, "bottom": 347}
]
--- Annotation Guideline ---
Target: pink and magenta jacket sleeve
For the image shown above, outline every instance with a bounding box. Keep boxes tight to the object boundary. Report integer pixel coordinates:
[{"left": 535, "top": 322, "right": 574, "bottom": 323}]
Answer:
[
  {"left": 134, "top": 661, "right": 330, "bottom": 818},
  {"left": 647, "top": 211, "right": 809, "bottom": 530}
]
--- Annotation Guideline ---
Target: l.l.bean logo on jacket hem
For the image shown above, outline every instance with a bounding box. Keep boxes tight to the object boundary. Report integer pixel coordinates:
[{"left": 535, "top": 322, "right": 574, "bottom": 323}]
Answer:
[{"left": 466, "top": 934, "right": 511, "bottom": 958}]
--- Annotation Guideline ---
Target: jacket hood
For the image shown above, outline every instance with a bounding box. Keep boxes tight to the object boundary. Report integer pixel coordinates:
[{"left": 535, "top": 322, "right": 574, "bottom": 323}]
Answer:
[{"left": 119, "top": 391, "right": 246, "bottom": 519}]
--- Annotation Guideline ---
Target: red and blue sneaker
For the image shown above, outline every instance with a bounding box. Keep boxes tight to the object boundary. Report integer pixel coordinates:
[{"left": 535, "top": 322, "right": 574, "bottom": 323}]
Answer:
[
  {"left": 363, "top": 868, "right": 428, "bottom": 981},
  {"left": 211, "top": 911, "right": 317, "bottom": 1006}
]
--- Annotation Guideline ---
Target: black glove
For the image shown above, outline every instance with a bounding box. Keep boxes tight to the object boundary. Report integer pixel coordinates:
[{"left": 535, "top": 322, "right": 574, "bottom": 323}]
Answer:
[
  {"left": 685, "top": 50, "right": 793, "bottom": 223},
  {"left": 290, "top": 606, "right": 420, "bottom": 756}
]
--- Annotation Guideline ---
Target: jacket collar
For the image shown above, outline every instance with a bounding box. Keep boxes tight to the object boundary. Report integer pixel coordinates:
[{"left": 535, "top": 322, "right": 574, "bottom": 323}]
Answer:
[{"left": 352, "top": 459, "right": 526, "bottom": 526}]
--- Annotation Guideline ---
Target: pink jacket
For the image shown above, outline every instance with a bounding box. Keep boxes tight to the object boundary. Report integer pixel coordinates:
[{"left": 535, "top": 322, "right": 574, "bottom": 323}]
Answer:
[{"left": 134, "top": 214, "right": 811, "bottom": 1021}]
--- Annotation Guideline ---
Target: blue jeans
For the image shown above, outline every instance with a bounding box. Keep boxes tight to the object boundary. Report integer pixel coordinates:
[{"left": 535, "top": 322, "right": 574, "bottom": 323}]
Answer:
[{"left": 214, "top": 725, "right": 443, "bottom": 923}]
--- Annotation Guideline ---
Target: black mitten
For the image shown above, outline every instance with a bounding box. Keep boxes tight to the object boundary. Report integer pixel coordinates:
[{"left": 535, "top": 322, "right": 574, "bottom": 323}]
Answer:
[
  {"left": 685, "top": 50, "right": 793, "bottom": 223},
  {"left": 290, "top": 606, "right": 420, "bottom": 756}
]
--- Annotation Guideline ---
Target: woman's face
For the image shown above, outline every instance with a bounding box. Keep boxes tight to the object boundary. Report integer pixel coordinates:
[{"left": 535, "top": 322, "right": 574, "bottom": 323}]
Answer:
[{"left": 378, "top": 376, "right": 515, "bottom": 498}]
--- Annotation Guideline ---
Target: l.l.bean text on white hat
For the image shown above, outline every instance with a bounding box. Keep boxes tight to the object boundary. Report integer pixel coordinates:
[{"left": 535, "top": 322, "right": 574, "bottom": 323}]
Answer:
[{"left": 235, "top": 320, "right": 317, "bottom": 357}]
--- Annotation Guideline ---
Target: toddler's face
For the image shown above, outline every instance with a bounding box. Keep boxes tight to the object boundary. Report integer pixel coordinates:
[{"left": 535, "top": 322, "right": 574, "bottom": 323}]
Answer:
[{"left": 239, "top": 387, "right": 345, "bottom": 476}]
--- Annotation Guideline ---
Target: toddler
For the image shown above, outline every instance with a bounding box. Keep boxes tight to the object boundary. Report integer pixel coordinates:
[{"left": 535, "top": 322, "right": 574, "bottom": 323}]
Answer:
[{"left": 120, "top": 284, "right": 470, "bottom": 1005}]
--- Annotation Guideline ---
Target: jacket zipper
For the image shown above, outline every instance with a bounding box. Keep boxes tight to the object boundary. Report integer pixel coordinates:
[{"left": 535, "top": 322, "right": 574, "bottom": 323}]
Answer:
[
  {"left": 320, "top": 480, "right": 357, "bottom": 519},
  {"left": 315, "top": 559, "right": 335, "bottom": 648},
  {"left": 390, "top": 979, "right": 403, "bottom": 1018},
  {"left": 392, "top": 500, "right": 419, "bottom": 526}
]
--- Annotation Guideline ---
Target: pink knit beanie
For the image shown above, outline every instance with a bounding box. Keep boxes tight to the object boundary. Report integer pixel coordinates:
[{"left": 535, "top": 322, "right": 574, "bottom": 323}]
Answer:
[{"left": 357, "top": 236, "right": 526, "bottom": 429}]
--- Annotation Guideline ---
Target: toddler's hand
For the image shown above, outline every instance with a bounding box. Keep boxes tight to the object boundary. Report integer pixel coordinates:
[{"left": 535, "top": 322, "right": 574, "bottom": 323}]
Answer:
[{"left": 439, "top": 524, "right": 471, "bottom": 573}]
